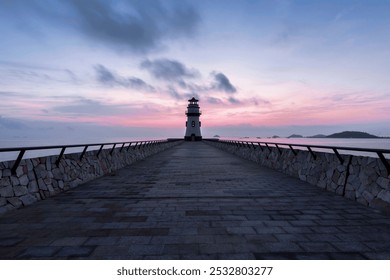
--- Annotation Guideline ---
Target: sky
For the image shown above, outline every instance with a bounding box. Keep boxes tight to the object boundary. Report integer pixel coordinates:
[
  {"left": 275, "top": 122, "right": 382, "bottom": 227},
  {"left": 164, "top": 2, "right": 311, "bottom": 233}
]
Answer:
[{"left": 1, "top": 0, "right": 390, "bottom": 142}]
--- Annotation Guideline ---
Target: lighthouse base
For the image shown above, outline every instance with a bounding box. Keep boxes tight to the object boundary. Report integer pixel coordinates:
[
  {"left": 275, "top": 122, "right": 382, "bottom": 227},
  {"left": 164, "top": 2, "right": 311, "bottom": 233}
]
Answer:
[{"left": 184, "top": 135, "right": 202, "bottom": 141}]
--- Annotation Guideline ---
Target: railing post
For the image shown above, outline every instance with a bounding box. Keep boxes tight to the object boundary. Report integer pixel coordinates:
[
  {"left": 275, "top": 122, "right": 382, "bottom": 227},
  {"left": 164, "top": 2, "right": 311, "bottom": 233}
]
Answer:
[
  {"left": 275, "top": 144, "right": 282, "bottom": 155},
  {"left": 332, "top": 148, "right": 344, "bottom": 164},
  {"left": 79, "top": 145, "right": 88, "bottom": 160},
  {"left": 110, "top": 144, "right": 116, "bottom": 155},
  {"left": 257, "top": 143, "right": 263, "bottom": 151},
  {"left": 120, "top": 143, "right": 126, "bottom": 152},
  {"left": 97, "top": 144, "right": 104, "bottom": 158},
  {"left": 56, "top": 147, "right": 66, "bottom": 166},
  {"left": 288, "top": 145, "right": 297, "bottom": 156},
  {"left": 307, "top": 147, "right": 317, "bottom": 159},
  {"left": 11, "top": 149, "right": 26, "bottom": 175},
  {"left": 377, "top": 152, "right": 390, "bottom": 174}
]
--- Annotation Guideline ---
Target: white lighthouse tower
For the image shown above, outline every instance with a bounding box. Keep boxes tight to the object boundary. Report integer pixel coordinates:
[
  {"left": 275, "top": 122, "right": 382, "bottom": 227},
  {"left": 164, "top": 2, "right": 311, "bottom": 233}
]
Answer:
[{"left": 185, "top": 97, "right": 202, "bottom": 141}]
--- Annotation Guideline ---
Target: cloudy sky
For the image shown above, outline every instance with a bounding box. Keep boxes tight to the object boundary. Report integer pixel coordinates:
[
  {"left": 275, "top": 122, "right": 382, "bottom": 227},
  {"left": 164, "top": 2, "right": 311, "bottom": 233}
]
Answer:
[{"left": 1, "top": 0, "right": 390, "bottom": 142}]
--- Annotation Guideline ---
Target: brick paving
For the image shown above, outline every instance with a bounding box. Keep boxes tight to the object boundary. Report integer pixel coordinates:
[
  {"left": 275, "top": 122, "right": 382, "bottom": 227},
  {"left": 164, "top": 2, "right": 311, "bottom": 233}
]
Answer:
[{"left": 0, "top": 141, "right": 389, "bottom": 259}]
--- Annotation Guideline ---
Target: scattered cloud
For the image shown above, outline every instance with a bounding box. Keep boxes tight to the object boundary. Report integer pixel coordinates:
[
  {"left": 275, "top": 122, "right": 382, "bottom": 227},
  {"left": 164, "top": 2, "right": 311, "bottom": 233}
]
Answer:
[
  {"left": 0, "top": 91, "right": 27, "bottom": 98},
  {"left": 126, "top": 77, "right": 155, "bottom": 92},
  {"left": 166, "top": 86, "right": 194, "bottom": 100},
  {"left": 95, "top": 65, "right": 116, "bottom": 84},
  {"left": 211, "top": 72, "right": 237, "bottom": 93},
  {"left": 139, "top": 59, "right": 239, "bottom": 98},
  {"left": 0, "top": 61, "right": 83, "bottom": 85},
  {"left": 1, "top": 0, "right": 200, "bottom": 53},
  {"left": 228, "top": 97, "right": 241, "bottom": 104},
  {"left": 167, "top": 87, "right": 183, "bottom": 100},
  {"left": 64, "top": 69, "right": 81, "bottom": 84},
  {"left": 50, "top": 98, "right": 144, "bottom": 118},
  {"left": 68, "top": 0, "right": 200, "bottom": 53},
  {"left": 251, "top": 97, "right": 272, "bottom": 106},
  {"left": 94, "top": 64, "right": 155, "bottom": 92},
  {"left": 140, "top": 58, "right": 200, "bottom": 82},
  {"left": 206, "top": 97, "right": 223, "bottom": 105}
]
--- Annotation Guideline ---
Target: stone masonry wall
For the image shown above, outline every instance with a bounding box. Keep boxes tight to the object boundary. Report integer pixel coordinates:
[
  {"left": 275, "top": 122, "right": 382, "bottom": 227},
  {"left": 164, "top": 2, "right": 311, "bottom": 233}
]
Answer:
[
  {"left": 206, "top": 140, "right": 390, "bottom": 212},
  {"left": 0, "top": 140, "right": 183, "bottom": 215}
]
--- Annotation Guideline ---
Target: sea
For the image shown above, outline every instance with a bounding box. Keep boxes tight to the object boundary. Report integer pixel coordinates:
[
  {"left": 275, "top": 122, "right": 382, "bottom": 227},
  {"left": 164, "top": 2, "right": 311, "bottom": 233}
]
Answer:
[{"left": 0, "top": 136, "right": 390, "bottom": 162}]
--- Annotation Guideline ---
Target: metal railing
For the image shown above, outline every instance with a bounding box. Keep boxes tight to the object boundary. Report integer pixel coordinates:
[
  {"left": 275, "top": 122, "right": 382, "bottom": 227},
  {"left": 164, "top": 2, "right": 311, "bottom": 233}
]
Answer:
[
  {"left": 0, "top": 139, "right": 180, "bottom": 175},
  {"left": 205, "top": 139, "right": 390, "bottom": 174}
]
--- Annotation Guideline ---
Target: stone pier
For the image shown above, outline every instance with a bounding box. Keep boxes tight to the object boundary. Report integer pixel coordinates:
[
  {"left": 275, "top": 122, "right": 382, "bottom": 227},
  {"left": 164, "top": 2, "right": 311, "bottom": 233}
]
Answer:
[{"left": 0, "top": 141, "right": 390, "bottom": 259}]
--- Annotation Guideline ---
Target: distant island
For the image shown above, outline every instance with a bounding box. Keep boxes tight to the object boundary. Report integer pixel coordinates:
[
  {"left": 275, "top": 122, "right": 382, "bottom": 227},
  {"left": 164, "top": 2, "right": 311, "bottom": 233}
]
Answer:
[
  {"left": 307, "top": 134, "right": 327, "bottom": 138},
  {"left": 258, "top": 131, "right": 385, "bottom": 139},
  {"left": 325, "top": 131, "right": 379, "bottom": 138},
  {"left": 288, "top": 134, "right": 303, "bottom": 138}
]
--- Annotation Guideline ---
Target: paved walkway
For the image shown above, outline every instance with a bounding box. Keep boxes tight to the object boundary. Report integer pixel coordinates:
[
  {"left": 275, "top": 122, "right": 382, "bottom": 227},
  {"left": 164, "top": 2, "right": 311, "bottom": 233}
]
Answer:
[{"left": 1, "top": 142, "right": 390, "bottom": 259}]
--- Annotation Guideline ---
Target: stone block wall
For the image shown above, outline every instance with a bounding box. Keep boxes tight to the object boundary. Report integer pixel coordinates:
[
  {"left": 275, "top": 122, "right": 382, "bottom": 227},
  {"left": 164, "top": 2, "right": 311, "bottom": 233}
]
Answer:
[
  {"left": 206, "top": 140, "right": 390, "bottom": 212},
  {"left": 0, "top": 140, "right": 183, "bottom": 215}
]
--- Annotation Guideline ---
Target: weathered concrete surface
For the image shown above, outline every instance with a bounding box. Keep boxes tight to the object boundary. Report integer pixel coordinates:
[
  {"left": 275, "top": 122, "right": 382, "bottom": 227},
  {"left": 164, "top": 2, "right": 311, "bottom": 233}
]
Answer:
[
  {"left": 0, "top": 140, "right": 181, "bottom": 215},
  {"left": 206, "top": 140, "right": 390, "bottom": 211},
  {"left": 0, "top": 142, "right": 389, "bottom": 259}
]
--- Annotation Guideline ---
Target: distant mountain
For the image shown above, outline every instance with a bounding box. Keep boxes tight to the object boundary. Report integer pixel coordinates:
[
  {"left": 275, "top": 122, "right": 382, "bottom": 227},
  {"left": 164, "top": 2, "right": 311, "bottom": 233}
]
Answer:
[
  {"left": 288, "top": 134, "right": 303, "bottom": 138},
  {"left": 326, "top": 131, "right": 379, "bottom": 138},
  {"left": 308, "top": 134, "right": 327, "bottom": 138}
]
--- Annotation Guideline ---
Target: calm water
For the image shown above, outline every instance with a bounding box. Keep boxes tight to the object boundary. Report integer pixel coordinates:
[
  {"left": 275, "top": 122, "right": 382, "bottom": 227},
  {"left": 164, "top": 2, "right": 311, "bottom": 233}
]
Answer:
[{"left": 1, "top": 136, "right": 390, "bottom": 162}]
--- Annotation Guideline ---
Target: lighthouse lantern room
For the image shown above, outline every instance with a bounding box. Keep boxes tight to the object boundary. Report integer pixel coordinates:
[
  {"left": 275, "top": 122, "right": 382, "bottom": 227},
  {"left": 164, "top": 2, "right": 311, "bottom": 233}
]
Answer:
[{"left": 184, "top": 97, "right": 202, "bottom": 141}]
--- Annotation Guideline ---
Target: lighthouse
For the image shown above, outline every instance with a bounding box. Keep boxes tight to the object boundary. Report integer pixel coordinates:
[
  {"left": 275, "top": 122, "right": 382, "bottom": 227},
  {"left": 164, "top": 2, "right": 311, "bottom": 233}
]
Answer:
[{"left": 184, "top": 97, "right": 202, "bottom": 141}]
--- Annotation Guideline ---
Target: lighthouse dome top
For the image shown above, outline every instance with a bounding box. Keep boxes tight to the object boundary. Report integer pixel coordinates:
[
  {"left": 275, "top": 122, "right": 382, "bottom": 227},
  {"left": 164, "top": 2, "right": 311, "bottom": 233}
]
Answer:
[{"left": 188, "top": 97, "right": 199, "bottom": 102}]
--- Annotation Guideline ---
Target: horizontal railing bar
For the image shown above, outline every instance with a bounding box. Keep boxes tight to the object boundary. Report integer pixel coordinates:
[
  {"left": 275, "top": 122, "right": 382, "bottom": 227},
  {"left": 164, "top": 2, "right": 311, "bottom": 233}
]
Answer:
[
  {"left": 214, "top": 139, "right": 390, "bottom": 155},
  {"left": 0, "top": 140, "right": 169, "bottom": 153}
]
